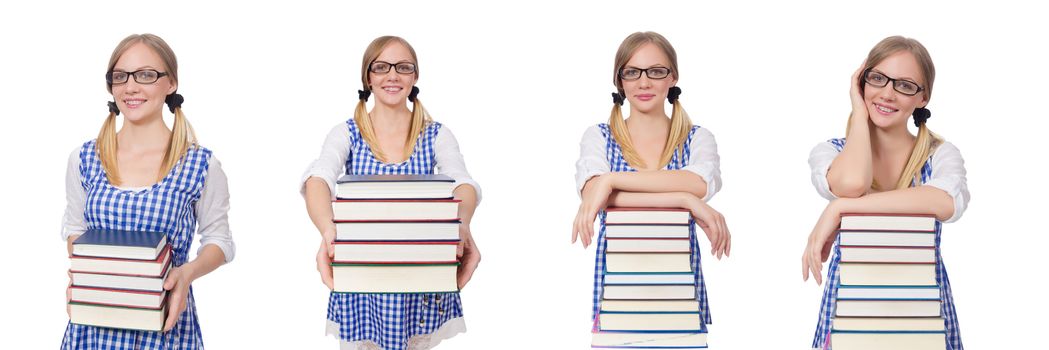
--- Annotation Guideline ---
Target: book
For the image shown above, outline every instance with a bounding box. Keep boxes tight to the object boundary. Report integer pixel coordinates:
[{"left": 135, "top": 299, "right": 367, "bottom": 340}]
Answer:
[
  {"left": 336, "top": 174, "right": 455, "bottom": 199},
  {"left": 600, "top": 300, "right": 701, "bottom": 313},
  {"left": 836, "top": 285, "right": 940, "bottom": 300},
  {"left": 69, "top": 300, "right": 167, "bottom": 332},
  {"left": 604, "top": 273, "right": 695, "bottom": 285},
  {"left": 830, "top": 331, "right": 946, "bottom": 349},
  {"left": 602, "top": 285, "right": 696, "bottom": 300},
  {"left": 591, "top": 331, "right": 708, "bottom": 348},
  {"left": 838, "top": 263, "right": 937, "bottom": 286},
  {"left": 70, "top": 245, "right": 172, "bottom": 277},
  {"left": 839, "top": 231, "right": 936, "bottom": 247},
  {"left": 605, "top": 253, "right": 691, "bottom": 273},
  {"left": 835, "top": 299, "right": 942, "bottom": 317},
  {"left": 605, "top": 238, "right": 690, "bottom": 253},
  {"left": 839, "top": 246, "right": 936, "bottom": 263},
  {"left": 605, "top": 208, "right": 691, "bottom": 225},
  {"left": 69, "top": 286, "right": 167, "bottom": 309},
  {"left": 839, "top": 214, "right": 936, "bottom": 232},
  {"left": 72, "top": 229, "right": 167, "bottom": 260},
  {"left": 71, "top": 268, "right": 169, "bottom": 292},
  {"left": 332, "top": 241, "right": 459, "bottom": 263},
  {"left": 831, "top": 317, "right": 945, "bottom": 332},
  {"left": 598, "top": 312, "right": 704, "bottom": 332},
  {"left": 335, "top": 220, "right": 460, "bottom": 241},
  {"left": 605, "top": 224, "right": 691, "bottom": 239},
  {"left": 331, "top": 263, "right": 459, "bottom": 293},
  {"left": 332, "top": 199, "right": 460, "bottom": 221}
]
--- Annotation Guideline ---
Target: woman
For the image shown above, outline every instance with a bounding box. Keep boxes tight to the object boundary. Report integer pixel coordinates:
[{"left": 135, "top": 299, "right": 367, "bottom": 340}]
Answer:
[
  {"left": 801, "top": 36, "right": 970, "bottom": 349},
  {"left": 61, "top": 33, "right": 235, "bottom": 349},
  {"left": 301, "top": 36, "right": 482, "bottom": 350}
]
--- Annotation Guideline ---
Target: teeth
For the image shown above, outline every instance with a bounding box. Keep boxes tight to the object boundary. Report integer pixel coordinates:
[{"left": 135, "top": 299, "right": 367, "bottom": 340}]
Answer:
[
  {"left": 125, "top": 100, "right": 144, "bottom": 106},
  {"left": 383, "top": 87, "right": 402, "bottom": 92},
  {"left": 876, "top": 105, "right": 896, "bottom": 113}
]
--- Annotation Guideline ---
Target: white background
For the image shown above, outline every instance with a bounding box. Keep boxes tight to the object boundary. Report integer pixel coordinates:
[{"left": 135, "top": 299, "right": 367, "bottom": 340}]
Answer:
[{"left": 1, "top": 1, "right": 1046, "bottom": 348}]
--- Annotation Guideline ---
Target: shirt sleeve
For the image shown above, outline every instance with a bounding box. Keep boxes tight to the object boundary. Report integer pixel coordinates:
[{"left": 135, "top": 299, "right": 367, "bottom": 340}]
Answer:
[
  {"left": 61, "top": 148, "right": 88, "bottom": 241},
  {"left": 299, "top": 122, "right": 351, "bottom": 200},
  {"left": 921, "top": 142, "right": 970, "bottom": 223},
  {"left": 195, "top": 155, "right": 236, "bottom": 263},
  {"left": 809, "top": 141, "right": 842, "bottom": 201},
  {"left": 574, "top": 125, "right": 610, "bottom": 197},
  {"left": 680, "top": 127, "right": 722, "bottom": 201},
  {"left": 434, "top": 125, "right": 482, "bottom": 203}
]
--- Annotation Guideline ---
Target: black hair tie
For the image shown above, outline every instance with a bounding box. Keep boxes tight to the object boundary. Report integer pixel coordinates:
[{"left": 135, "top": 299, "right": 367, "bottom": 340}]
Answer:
[
  {"left": 107, "top": 101, "right": 120, "bottom": 116},
  {"left": 165, "top": 93, "right": 184, "bottom": 113},
  {"left": 358, "top": 89, "right": 371, "bottom": 102},
  {"left": 408, "top": 86, "right": 420, "bottom": 103},
  {"left": 667, "top": 86, "right": 682, "bottom": 104},
  {"left": 611, "top": 92, "right": 625, "bottom": 106},
  {"left": 913, "top": 107, "right": 931, "bottom": 127}
]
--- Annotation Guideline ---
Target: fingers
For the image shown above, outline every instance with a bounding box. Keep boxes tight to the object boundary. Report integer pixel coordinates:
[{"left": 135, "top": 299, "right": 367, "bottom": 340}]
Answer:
[
  {"left": 456, "top": 240, "right": 481, "bottom": 289},
  {"left": 163, "top": 296, "right": 184, "bottom": 332},
  {"left": 316, "top": 246, "right": 334, "bottom": 290},
  {"left": 456, "top": 239, "right": 465, "bottom": 258}
]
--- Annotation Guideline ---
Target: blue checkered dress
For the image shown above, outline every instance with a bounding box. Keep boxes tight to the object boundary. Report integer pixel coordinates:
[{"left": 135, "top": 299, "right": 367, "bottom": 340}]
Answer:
[
  {"left": 811, "top": 138, "right": 963, "bottom": 350},
  {"left": 591, "top": 123, "right": 712, "bottom": 325},
  {"left": 62, "top": 140, "right": 212, "bottom": 350},
  {"left": 328, "top": 119, "right": 464, "bottom": 350}
]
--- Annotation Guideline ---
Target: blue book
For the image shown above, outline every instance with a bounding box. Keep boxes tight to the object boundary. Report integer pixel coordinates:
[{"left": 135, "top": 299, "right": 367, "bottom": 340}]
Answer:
[
  {"left": 72, "top": 229, "right": 167, "bottom": 260},
  {"left": 336, "top": 174, "right": 455, "bottom": 200}
]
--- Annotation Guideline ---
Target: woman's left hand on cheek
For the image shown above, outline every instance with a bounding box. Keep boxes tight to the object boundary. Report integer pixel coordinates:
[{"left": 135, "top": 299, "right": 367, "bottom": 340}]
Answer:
[{"left": 162, "top": 265, "right": 193, "bottom": 332}]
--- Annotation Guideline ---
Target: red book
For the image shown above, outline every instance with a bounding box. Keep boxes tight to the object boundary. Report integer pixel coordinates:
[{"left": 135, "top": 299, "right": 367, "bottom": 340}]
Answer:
[
  {"left": 605, "top": 207, "right": 691, "bottom": 225},
  {"left": 332, "top": 240, "right": 460, "bottom": 264}
]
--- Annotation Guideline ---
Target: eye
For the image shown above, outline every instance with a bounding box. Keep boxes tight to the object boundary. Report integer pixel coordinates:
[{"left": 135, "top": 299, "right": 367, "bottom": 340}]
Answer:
[
  {"left": 897, "top": 81, "right": 920, "bottom": 94},
  {"left": 621, "top": 69, "right": 641, "bottom": 79},
  {"left": 395, "top": 63, "right": 415, "bottom": 74},
  {"left": 136, "top": 70, "right": 159, "bottom": 81},
  {"left": 371, "top": 62, "right": 391, "bottom": 73},
  {"left": 109, "top": 71, "right": 128, "bottom": 82},
  {"left": 867, "top": 72, "right": 887, "bottom": 83},
  {"left": 649, "top": 67, "right": 670, "bottom": 78}
]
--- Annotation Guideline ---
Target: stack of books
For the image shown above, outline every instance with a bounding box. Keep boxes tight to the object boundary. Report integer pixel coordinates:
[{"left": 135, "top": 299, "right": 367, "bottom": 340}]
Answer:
[
  {"left": 331, "top": 174, "right": 461, "bottom": 293},
  {"left": 831, "top": 214, "right": 946, "bottom": 349},
  {"left": 68, "top": 229, "right": 171, "bottom": 331},
  {"left": 592, "top": 207, "right": 708, "bottom": 349}
]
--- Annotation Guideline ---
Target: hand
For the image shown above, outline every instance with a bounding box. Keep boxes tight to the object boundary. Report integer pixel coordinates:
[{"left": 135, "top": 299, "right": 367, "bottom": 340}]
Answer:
[
  {"left": 66, "top": 270, "right": 73, "bottom": 317},
  {"left": 801, "top": 200, "right": 844, "bottom": 285},
  {"left": 573, "top": 174, "right": 614, "bottom": 248},
  {"left": 456, "top": 225, "right": 480, "bottom": 290},
  {"left": 316, "top": 239, "right": 334, "bottom": 290},
  {"left": 850, "top": 60, "right": 869, "bottom": 119},
  {"left": 683, "top": 195, "right": 731, "bottom": 260},
  {"left": 162, "top": 265, "right": 193, "bottom": 332}
]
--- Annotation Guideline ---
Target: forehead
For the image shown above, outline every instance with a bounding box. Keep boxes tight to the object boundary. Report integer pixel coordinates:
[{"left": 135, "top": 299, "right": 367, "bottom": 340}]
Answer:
[
  {"left": 113, "top": 42, "right": 166, "bottom": 70},
  {"left": 626, "top": 42, "right": 671, "bottom": 67},
  {"left": 872, "top": 51, "right": 923, "bottom": 83},
  {"left": 376, "top": 41, "right": 414, "bottom": 62}
]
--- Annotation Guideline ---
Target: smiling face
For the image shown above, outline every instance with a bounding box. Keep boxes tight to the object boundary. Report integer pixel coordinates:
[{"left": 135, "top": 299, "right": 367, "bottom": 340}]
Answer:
[
  {"left": 863, "top": 50, "right": 928, "bottom": 130},
  {"left": 367, "top": 41, "right": 418, "bottom": 108},
  {"left": 109, "top": 42, "right": 177, "bottom": 123},
  {"left": 620, "top": 42, "right": 678, "bottom": 116}
]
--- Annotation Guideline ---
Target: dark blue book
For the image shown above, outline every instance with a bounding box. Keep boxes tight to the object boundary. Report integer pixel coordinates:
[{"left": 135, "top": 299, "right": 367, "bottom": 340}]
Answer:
[
  {"left": 336, "top": 174, "right": 455, "bottom": 199},
  {"left": 72, "top": 229, "right": 167, "bottom": 260}
]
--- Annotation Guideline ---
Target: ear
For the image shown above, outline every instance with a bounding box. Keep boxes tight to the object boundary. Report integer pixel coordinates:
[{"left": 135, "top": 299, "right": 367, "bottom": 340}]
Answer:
[
  {"left": 919, "top": 94, "right": 929, "bottom": 108},
  {"left": 167, "top": 81, "right": 178, "bottom": 95}
]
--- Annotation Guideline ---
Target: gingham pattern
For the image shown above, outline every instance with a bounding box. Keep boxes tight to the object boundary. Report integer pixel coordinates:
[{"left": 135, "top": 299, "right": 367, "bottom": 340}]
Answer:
[
  {"left": 811, "top": 138, "right": 962, "bottom": 350},
  {"left": 62, "top": 140, "right": 211, "bottom": 350},
  {"left": 591, "top": 123, "right": 711, "bottom": 325},
  {"left": 330, "top": 118, "right": 463, "bottom": 350}
]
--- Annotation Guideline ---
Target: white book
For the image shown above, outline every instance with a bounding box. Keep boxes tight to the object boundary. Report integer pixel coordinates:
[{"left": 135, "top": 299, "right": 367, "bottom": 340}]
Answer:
[
  {"left": 839, "top": 263, "right": 937, "bottom": 286},
  {"left": 598, "top": 312, "right": 703, "bottom": 332},
  {"left": 831, "top": 332, "right": 946, "bottom": 349},
  {"left": 69, "top": 302, "right": 166, "bottom": 332},
  {"left": 332, "top": 200, "right": 459, "bottom": 221},
  {"left": 837, "top": 286, "right": 940, "bottom": 300},
  {"left": 70, "top": 287, "right": 167, "bottom": 309},
  {"left": 835, "top": 299, "right": 942, "bottom": 317},
  {"left": 840, "top": 231, "right": 936, "bottom": 247},
  {"left": 605, "top": 253, "right": 691, "bottom": 273},
  {"left": 606, "top": 239, "right": 690, "bottom": 252},
  {"left": 605, "top": 224, "right": 690, "bottom": 239},
  {"left": 840, "top": 214, "right": 936, "bottom": 231},
  {"left": 603, "top": 284, "right": 696, "bottom": 300},
  {"left": 592, "top": 331, "right": 707, "bottom": 348},
  {"left": 335, "top": 221, "right": 460, "bottom": 241},
  {"left": 832, "top": 317, "right": 945, "bottom": 332},
  {"left": 332, "top": 264, "right": 458, "bottom": 293},
  {"left": 70, "top": 248, "right": 171, "bottom": 277},
  {"left": 605, "top": 208, "right": 691, "bottom": 224},
  {"left": 604, "top": 273, "right": 694, "bottom": 285},
  {"left": 71, "top": 270, "right": 168, "bottom": 292},
  {"left": 600, "top": 300, "right": 701, "bottom": 313},
  {"left": 336, "top": 174, "right": 454, "bottom": 199},
  {"left": 333, "top": 242, "right": 458, "bottom": 263},
  {"left": 840, "top": 247, "right": 935, "bottom": 263}
]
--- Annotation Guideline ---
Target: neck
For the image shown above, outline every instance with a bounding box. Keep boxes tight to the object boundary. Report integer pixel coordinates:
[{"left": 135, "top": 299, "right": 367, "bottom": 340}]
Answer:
[
  {"left": 369, "top": 102, "right": 412, "bottom": 129},
  {"left": 117, "top": 114, "right": 171, "bottom": 152},
  {"left": 870, "top": 123, "right": 915, "bottom": 157},
  {"left": 626, "top": 106, "right": 670, "bottom": 129}
]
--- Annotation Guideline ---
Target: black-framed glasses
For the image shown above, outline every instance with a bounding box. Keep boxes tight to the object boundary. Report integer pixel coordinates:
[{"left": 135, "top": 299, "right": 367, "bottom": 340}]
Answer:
[
  {"left": 619, "top": 66, "right": 672, "bottom": 80},
  {"left": 369, "top": 61, "right": 416, "bottom": 75},
  {"left": 106, "top": 69, "right": 169, "bottom": 84},
  {"left": 863, "top": 68, "right": 923, "bottom": 96}
]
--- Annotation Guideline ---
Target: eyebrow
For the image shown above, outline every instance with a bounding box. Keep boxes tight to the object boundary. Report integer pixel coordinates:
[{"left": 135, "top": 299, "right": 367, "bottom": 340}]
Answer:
[
  {"left": 872, "top": 69, "right": 920, "bottom": 83},
  {"left": 624, "top": 65, "right": 668, "bottom": 69},
  {"left": 111, "top": 66, "right": 159, "bottom": 72},
  {"left": 373, "top": 60, "right": 414, "bottom": 64}
]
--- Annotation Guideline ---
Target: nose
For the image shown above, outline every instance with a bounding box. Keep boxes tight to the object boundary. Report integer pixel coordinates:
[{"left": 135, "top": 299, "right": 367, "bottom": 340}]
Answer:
[
  {"left": 875, "top": 83, "right": 896, "bottom": 101},
  {"left": 637, "top": 75, "right": 653, "bottom": 89}
]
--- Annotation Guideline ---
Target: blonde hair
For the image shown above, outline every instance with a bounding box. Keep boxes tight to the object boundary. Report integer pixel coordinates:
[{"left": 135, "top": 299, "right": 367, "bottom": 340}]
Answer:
[
  {"left": 609, "top": 32, "right": 693, "bottom": 169},
  {"left": 354, "top": 36, "right": 432, "bottom": 163},
  {"left": 99, "top": 33, "right": 197, "bottom": 185}
]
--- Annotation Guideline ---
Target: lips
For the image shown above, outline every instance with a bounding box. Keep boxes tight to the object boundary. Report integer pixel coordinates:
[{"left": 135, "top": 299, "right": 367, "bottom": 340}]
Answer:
[
  {"left": 872, "top": 102, "right": 898, "bottom": 115},
  {"left": 636, "top": 94, "right": 656, "bottom": 102},
  {"left": 124, "top": 99, "right": 146, "bottom": 109},
  {"left": 382, "top": 86, "right": 403, "bottom": 94}
]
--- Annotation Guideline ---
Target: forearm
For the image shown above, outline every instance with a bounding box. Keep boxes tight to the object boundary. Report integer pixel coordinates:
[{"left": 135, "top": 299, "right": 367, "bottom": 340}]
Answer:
[
  {"left": 454, "top": 184, "right": 478, "bottom": 226},
  {"left": 607, "top": 191, "right": 691, "bottom": 209},
  {"left": 830, "top": 186, "right": 955, "bottom": 221},
  {"left": 304, "top": 177, "right": 336, "bottom": 234},
  {"left": 828, "top": 119, "right": 873, "bottom": 198},
  {"left": 608, "top": 171, "right": 707, "bottom": 199},
  {"left": 181, "top": 244, "right": 225, "bottom": 283}
]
